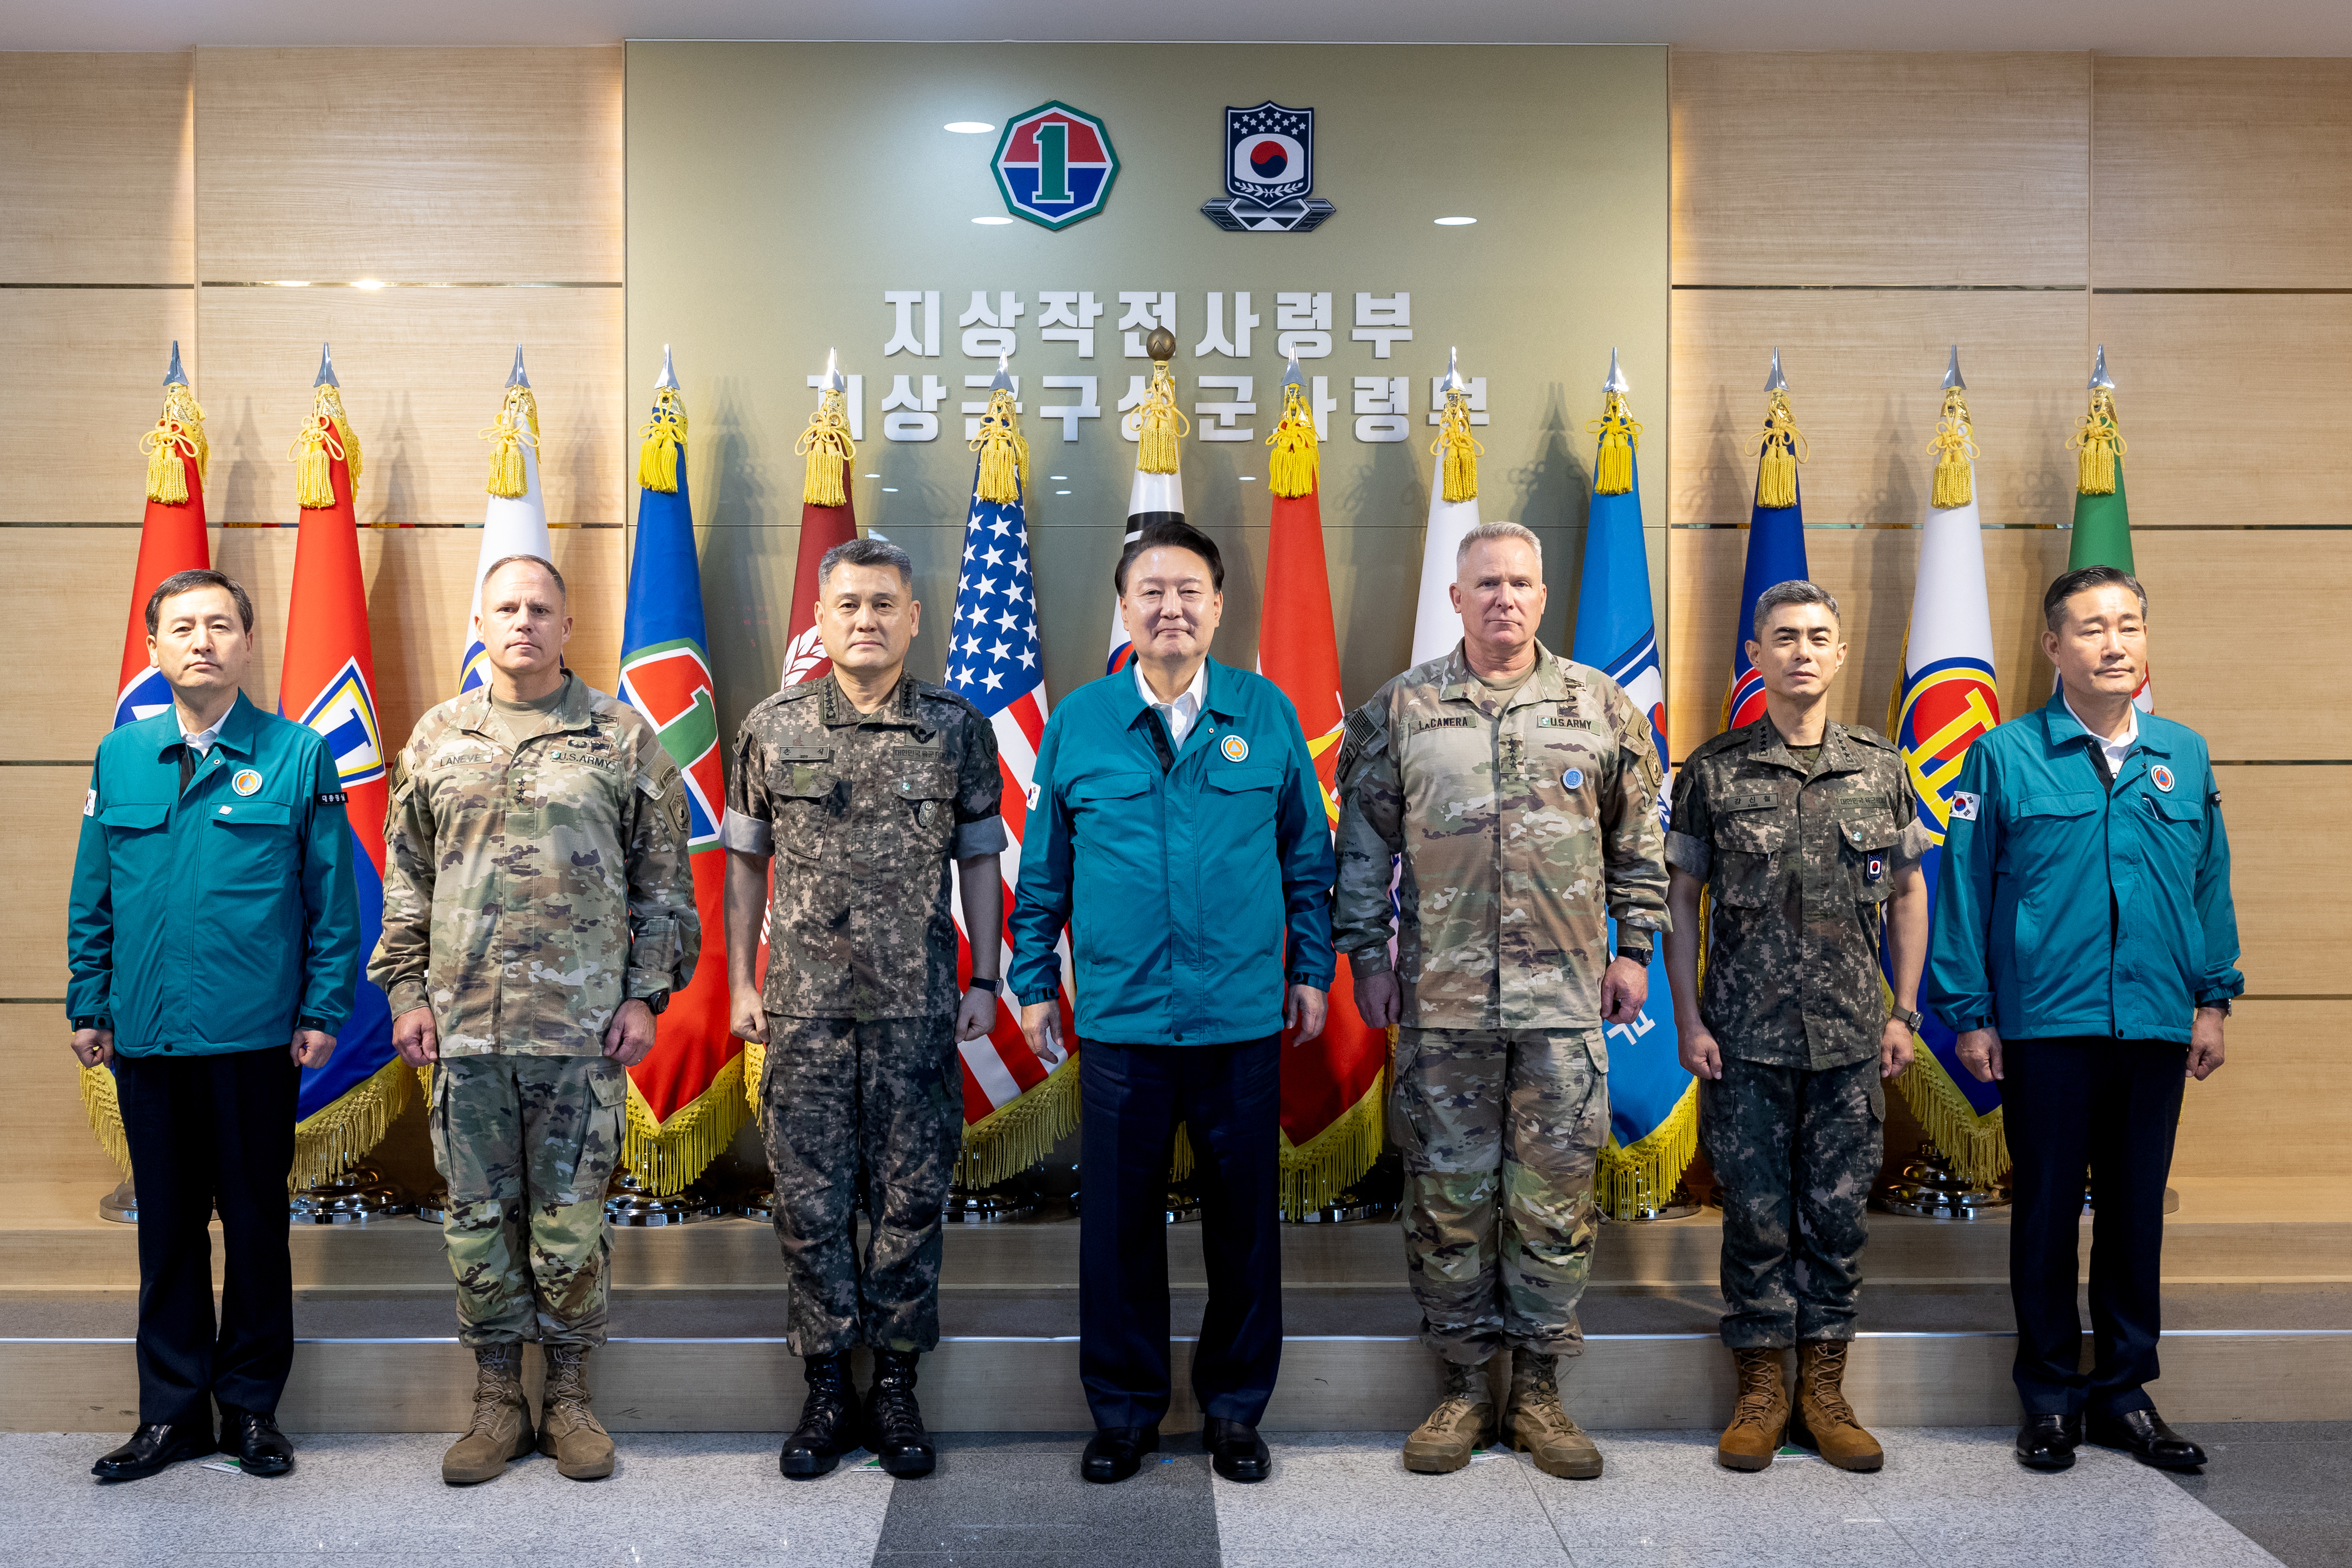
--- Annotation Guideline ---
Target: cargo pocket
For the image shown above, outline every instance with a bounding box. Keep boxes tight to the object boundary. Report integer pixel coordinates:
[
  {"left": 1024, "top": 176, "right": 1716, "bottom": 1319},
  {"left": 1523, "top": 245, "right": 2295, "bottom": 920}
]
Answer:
[
  {"left": 630, "top": 915, "right": 678, "bottom": 981},
  {"left": 1840, "top": 811, "right": 1900, "bottom": 907},
  {"left": 1387, "top": 1028, "right": 1426, "bottom": 1156},
  {"left": 1710, "top": 798, "right": 1786, "bottom": 908}
]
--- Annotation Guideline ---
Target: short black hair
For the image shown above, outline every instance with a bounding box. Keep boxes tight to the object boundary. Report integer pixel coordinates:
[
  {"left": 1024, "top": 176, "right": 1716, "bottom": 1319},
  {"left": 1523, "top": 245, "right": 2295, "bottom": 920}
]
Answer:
[
  {"left": 819, "top": 535, "right": 914, "bottom": 590},
  {"left": 2042, "top": 564, "right": 2147, "bottom": 632},
  {"left": 146, "top": 569, "right": 253, "bottom": 636},
  {"left": 1115, "top": 519, "right": 1224, "bottom": 596}
]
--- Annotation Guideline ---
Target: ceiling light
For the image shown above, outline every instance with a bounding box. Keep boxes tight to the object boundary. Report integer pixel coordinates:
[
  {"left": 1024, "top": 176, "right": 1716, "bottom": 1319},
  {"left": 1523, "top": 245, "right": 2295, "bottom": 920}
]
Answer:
[
  {"left": 863, "top": 472, "right": 880, "bottom": 478},
  {"left": 1055, "top": 489, "right": 1072, "bottom": 494},
  {"left": 881, "top": 487, "right": 899, "bottom": 493},
  {"left": 972, "top": 216, "right": 1013, "bottom": 225},
  {"left": 944, "top": 121, "right": 994, "bottom": 134},
  {"left": 1238, "top": 475, "right": 1258, "bottom": 482},
  {"left": 1049, "top": 474, "right": 1067, "bottom": 480},
  {"left": 353, "top": 278, "right": 386, "bottom": 290},
  {"left": 1435, "top": 216, "right": 1477, "bottom": 226}
]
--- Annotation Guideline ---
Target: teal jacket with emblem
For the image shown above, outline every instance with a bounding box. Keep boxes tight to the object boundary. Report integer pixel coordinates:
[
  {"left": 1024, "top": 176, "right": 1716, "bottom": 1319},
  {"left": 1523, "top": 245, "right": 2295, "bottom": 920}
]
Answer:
[
  {"left": 1926, "top": 690, "right": 2243, "bottom": 1045},
  {"left": 67, "top": 692, "right": 361, "bottom": 1055},
  {"left": 1008, "top": 657, "right": 1337, "bottom": 1045}
]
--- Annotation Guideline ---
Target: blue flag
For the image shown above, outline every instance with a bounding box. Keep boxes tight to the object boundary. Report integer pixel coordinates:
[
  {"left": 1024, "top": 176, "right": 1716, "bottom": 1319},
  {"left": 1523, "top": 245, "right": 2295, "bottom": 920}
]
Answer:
[{"left": 1721, "top": 483, "right": 1809, "bottom": 731}]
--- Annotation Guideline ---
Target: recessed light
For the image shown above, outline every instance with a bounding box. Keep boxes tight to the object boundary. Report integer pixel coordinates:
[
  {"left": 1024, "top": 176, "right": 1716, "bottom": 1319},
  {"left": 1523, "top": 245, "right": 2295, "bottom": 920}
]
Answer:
[
  {"left": 972, "top": 215, "right": 1014, "bottom": 226},
  {"left": 353, "top": 278, "right": 386, "bottom": 290},
  {"left": 881, "top": 487, "right": 899, "bottom": 493},
  {"left": 944, "top": 121, "right": 995, "bottom": 134},
  {"left": 1055, "top": 489, "right": 1072, "bottom": 495},
  {"left": 863, "top": 473, "right": 880, "bottom": 478},
  {"left": 1238, "top": 475, "right": 1258, "bottom": 482},
  {"left": 1049, "top": 474, "right": 1068, "bottom": 480},
  {"left": 1435, "top": 215, "right": 1477, "bottom": 226}
]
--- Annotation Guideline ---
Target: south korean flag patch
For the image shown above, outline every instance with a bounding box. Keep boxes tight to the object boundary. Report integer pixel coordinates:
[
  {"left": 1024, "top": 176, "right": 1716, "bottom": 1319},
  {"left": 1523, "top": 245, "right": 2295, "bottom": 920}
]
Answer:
[
  {"left": 1949, "top": 791, "right": 1979, "bottom": 823},
  {"left": 1866, "top": 855, "right": 1886, "bottom": 884}
]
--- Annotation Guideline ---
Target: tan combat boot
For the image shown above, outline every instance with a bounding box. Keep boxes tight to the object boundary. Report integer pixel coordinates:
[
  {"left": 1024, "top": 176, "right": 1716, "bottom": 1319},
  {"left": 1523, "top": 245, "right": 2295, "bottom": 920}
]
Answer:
[
  {"left": 1504, "top": 1351, "right": 1603, "bottom": 1479},
  {"left": 1717, "top": 1348, "right": 1790, "bottom": 1472},
  {"left": 1402, "top": 1354, "right": 1496, "bottom": 1473},
  {"left": 442, "top": 1344, "right": 534, "bottom": 1486},
  {"left": 1791, "top": 1339, "right": 1884, "bottom": 1472},
  {"left": 537, "top": 1344, "right": 616, "bottom": 1480}
]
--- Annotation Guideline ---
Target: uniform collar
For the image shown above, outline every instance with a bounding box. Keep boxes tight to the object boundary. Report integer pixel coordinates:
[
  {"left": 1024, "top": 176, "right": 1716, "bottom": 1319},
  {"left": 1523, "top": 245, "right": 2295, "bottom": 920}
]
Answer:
[
  {"left": 1439, "top": 640, "right": 1572, "bottom": 710},
  {"left": 821, "top": 668, "right": 918, "bottom": 730},
  {"left": 2042, "top": 687, "right": 2169, "bottom": 758},
  {"left": 1749, "top": 716, "right": 1861, "bottom": 778},
  {"left": 159, "top": 690, "right": 257, "bottom": 761},
  {"left": 455, "top": 671, "right": 596, "bottom": 743}
]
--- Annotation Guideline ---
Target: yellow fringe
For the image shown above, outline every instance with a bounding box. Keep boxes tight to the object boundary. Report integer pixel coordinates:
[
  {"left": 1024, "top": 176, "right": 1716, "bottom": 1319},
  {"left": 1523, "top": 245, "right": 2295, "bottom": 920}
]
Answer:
[
  {"left": 79, "top": 1062, "right": 132, "bottom": 1178},
  {"left": 480, "top": 385, "right": 539, "bottom": 500},
  {"left": 1136, "top": 362, "right": 1186, "bottom": 475},
  {"left": 741, "top": 1038, "right": 765, "bottom": 1112},
  {"left": 1596, "top": 1078, "right": 1700, "bottom": 1216},
  {"left": 1433, "top": 388, "right": 1482, "bottom": 503},
  {"left": 1171, "top": 1122, "right": 1195, "bottom": 1182},
  {"left": 966, "top": 387, "right": 1029, "bottom": 505},
  {"left": 139, "top": 383, "right": 208, "bottom": 505},
  {"left": 1893, "top": 1047, "right": 2012, "bottom": 1185},
  {"left": 1928, "top": 387, "right": 1979, "bottom": 509},
  {"left": 1587, "top": 389, "right": 1640, "bottom": 497},
  {"left": 1748, "top": 388, "right": 1806, "bottom": 510},
  {"left": 1265, "top": 383, "right": 1320, "bottom": 498},
  {"left": 955, "top": 1058, "right": 1080, "bottom": 1189},
  {"left": 638, "top": 386, "right": 687, "bottom": 494},
  {"left": 622, "top": 1053, "right": 751, "bottom": 1196},
  {"left": 2069, "top": 387, "right": 2125, "bottom": 496},
  {"left": 796, "top": 386, "right": 856, "bottom": 507},
  {"left": 289, "top": 1055, "right": 416, "bottom": 1189},
  {"left": 1277, "top": 1068, "right": 1387, "bottom": 1219}
]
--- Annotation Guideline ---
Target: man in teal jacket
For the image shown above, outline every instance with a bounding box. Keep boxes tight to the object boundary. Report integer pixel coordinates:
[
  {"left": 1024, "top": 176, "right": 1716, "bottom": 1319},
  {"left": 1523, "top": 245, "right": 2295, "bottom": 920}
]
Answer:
[
  {"left": 1928, "top": 566, "right": 2240, "bottom": 1476},
  {"left": 67, "top": 570, "right": 359, "bottom": 1483},
  {"left": 1010, "top": 519, "right": 1335, "bottom": 1486}
]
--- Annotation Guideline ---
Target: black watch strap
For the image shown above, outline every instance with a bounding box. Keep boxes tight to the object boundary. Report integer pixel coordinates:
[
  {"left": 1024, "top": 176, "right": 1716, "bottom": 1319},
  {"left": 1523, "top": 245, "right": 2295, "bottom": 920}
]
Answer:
[
  {"left": 72, "top": 1015, "right": 108, "bottom": 1032},
  {"left": 1890, "top": 1005, "right": 1925, "bottom": 1032},
  {"left": 640, "top": 991, "right": 671, "bottom": 1017},
  {"left": 968, "top": 976, "right": 1001, "bottom": 995}
]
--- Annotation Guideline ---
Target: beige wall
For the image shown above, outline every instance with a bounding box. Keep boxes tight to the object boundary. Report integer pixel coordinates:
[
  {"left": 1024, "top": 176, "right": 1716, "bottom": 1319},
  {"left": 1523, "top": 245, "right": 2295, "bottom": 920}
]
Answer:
[{"left": 2, "top": 46, "right": 2342, "bottom": 1188}]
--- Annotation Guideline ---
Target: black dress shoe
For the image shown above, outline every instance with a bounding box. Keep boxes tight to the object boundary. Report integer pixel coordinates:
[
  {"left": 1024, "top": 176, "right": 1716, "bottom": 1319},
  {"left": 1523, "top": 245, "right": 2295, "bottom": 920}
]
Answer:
[
  {"left": 2015, "top": 1413, "right": 2082, "bottom": 1472},
  {"left": 92, "top": 1422, "right": 216, "bottom": 1482},
  {"left": 2088, "top": 1407, "right": 2207, "bottom": 1471},
  {"left": 1202, "top": 1417, "right": 1270, "bottom": 1483},
  {"left": 218, "top": 1407, "right": 295, "bottom": 1477},
  {"left": 780, "top": 1352, "right": 861, "bottom": 1479},
  {"left": 1081, "top": 1426, "right": 1160, "bottom": 1484}
]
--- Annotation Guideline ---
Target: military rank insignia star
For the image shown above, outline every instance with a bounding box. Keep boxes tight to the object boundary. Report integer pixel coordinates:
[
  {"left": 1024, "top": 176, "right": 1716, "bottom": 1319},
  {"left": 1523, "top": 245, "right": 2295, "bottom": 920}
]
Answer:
[{"left": 1950, "top": 790, "right": 1979, "bottom": 821}]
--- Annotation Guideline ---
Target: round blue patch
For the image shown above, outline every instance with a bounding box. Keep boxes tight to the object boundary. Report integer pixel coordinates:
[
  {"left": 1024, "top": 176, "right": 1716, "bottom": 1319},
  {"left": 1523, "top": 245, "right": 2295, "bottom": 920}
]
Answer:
[{"left": 1562, "top": 767, "right": 1584, "bottom": 790}]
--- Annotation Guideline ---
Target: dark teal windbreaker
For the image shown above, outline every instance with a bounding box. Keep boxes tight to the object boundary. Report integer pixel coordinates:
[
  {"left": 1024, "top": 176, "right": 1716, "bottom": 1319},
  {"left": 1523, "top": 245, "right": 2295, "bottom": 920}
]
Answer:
[
  {"left": 67, "top": 693, "right": 360, "bottom": 1054},
  {"left": 1008, "top": 658, "right": 1336, "bottom": 1045},
  {"left": 1926, "top": 691, "right": 2242, "bottom": 1044}
]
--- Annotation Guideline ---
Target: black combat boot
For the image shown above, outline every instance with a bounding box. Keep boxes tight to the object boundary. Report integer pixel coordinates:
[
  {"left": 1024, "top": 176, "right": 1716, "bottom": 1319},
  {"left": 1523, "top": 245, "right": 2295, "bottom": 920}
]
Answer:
[
  {"left": 779, "top": 1352, "right": 859, "bottom": 1479},
  {"left": 864, "top": 1349, "right": 937, "bottom": 1478}
]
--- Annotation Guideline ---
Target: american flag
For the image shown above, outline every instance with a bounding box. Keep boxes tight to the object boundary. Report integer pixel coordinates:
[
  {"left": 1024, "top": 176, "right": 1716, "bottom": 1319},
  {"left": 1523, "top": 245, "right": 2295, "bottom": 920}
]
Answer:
[{"left": 944, "top": 477, "right": 1072, "bottom": 1132}]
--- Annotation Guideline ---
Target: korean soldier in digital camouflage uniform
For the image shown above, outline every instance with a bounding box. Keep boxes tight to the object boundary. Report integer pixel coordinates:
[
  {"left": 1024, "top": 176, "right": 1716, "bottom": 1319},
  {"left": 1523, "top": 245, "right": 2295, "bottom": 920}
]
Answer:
[
  {"left": 1335, "top": 521, "right": 1669, "bottom": 1480},
  {"left": 720, "top": 536, "right": 1010, "bottom": 1482},
  {"left": 1662, "top": 580, "right": 1932, "bottom": 1473},
  {"left": 373, "top": 554, "right": 699, "bottom": 1487}
]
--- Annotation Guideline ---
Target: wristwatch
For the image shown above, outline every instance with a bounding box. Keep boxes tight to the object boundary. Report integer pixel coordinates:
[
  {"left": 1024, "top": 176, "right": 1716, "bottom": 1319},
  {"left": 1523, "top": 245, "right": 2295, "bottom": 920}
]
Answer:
[
  {"left": 1616, "top": 939, "right": 1654, "bottom": 967},
  {"left": 967, "top": 976, "right": 1001, "bottom": 995},
  {"left": 1889, "top": 1005, "right": 1925, "bottom": 1032},
  {"left": 2198, "top": 997, "right": 2232, "bottom": 1016},
  {"left": 640, "top": 991, "right": 671, "bottom": 1017}
]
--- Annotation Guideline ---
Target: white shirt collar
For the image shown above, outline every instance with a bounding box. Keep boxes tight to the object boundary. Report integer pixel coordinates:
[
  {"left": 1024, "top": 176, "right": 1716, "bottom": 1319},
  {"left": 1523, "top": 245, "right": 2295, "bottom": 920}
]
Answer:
[
  {"left": 179, "top": 710, "right": 227, "bottom": 755},
  {"left": 2063, "top": 691, "right": 2138, "bottom": 775},
  {"left": 1134, "top": 658, "right": 1210, "bottom": 747}
]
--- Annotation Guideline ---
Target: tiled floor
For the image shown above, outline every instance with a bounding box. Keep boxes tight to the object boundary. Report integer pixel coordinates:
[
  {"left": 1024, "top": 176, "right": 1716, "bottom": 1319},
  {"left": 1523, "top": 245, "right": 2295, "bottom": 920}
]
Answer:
[{"left": 2, "top": 1425, "right": 2340, "bottom": 1568}]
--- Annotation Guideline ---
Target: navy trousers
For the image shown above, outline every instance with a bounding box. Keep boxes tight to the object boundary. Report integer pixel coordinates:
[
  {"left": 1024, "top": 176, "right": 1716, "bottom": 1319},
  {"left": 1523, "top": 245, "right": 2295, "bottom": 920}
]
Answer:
[
  {"left": 2002, "top": 1035, "right": 2187, "bottom": 1417},
  {"left": 1078, "top": 1035, "right": 1282, "bottom": 1433},
  {"left": 113, "top": 1046, "right": 300, "bottom": 1427}
]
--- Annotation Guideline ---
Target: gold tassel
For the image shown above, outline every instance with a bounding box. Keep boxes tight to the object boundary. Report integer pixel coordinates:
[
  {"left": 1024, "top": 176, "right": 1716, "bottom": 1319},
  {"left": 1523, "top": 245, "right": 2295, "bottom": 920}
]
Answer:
[
  {"left": 1136, "top": 362, "right": 1186, "bottom": 475},
  {"left": 1276, "top": 1067, "right": 1387, "bottom": 1219},
  {"left": 1265, "top": 382, "right": 1320, "bottom": 499},
  {"left": 1594, "top": 1079, "right": 1700, "bottom": 1216},
  {"left": 139, "top": 383, "right": 208, "bottom": 506},
  {"left": 741, "top": 1038, "right": 765, "bottom": 1114},
  {"left": 954, "top": 1058, "right": 1080, "bottom": 1190},
  {"left": 1928, "top": 386, "right": 1980, "bottom": 509},
  {"left": 638, "top": 385, "right": 688, "bottom": 495},
  {"left": 288, "top": 404, "right": 348, "bottom": 511},
  {"left": 317, "top": 385, "right": 362, "bottom": 486},
  {"left": 2069, "top": 386, "right": 2125, "bottom": 496},
  {"left": 480, "top": 385, "right": 538, "bottom": 500},
  {"left": 1749, "top": 387, "right": 1806, "bottom": 510},
  {"left": 1433, "top": 387, "right": 1482, "bottom": 503},
  {"left": 967, "top": 386, "right": 1029, "bottom": 504},
  {"left": 288, "top": 1055, "right": 416, "bottom": 1189},
  {"left": 621, "top": 1055, "right": 752, "bottom": 1196},
  {"left": 796, "top": 386, "right": 856, "bottom": 507},
  {"left": 79, "top": 1062, "right": 132, "bottom": 1177},
  {"left": 1587, "top": 388, "right": 1641, "bottom": 497}
]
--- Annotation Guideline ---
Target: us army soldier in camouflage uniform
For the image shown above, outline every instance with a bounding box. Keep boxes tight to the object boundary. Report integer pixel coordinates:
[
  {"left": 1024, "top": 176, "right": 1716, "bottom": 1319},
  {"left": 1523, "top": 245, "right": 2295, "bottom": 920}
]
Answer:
[
  {"left": 373, "top": 554, "right": 699, "bottom": 1487},
  {"left": 1335, "top": 521, "right": 1669, "bottom": 1480},
  {"left": 721, "top": 537, "right": 1008, "bottom": 1483},
  {"left": 1662, "top": 580, "right": 1932, "bottom": 1475}
]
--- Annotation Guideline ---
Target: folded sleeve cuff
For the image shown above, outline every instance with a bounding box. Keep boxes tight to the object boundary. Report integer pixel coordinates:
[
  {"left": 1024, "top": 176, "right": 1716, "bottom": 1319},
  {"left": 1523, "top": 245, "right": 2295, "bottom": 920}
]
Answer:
[
  {"left": 1895, "top": 818, "right": 1936, "bottom": 870},
  {"left": 954, "top": 815, "right": 1010, "bottom": 858},
  {"left": 384, "top": 980, "right": 430, "bottom": 1021},
  {"left": 1344, "top": 944, "right": 1393, "bottom": 977},
  {"left": 1663, "top": 830, "right": 1712, "bottom": 879},
  {"left": 718, "top": 807, "right": 773, "bottom": 855}
]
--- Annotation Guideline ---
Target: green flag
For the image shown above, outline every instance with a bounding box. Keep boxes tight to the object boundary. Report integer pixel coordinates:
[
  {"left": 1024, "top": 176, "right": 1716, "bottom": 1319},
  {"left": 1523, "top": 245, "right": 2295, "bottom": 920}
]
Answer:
[
  {"left": 2068, "top": 455, "right": 2133, "bottom": 572},
  {"left": 2062, "top": 365, "right": 2150, "bottom": 708}
]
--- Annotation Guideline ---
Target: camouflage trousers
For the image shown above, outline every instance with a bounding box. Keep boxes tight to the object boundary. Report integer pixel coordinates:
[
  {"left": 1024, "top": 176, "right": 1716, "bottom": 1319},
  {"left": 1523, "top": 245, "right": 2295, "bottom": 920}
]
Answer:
[
  {"left": 1391, "top": 1026, "right": 1609, "bottom": 1363},
  {"left": 429, "top": 1054, "right": 625, "bottom": 1350},
  {"left": 1699, "top": 1055, "right": 1885, "bottom": 1349},
  {"left": 760, "top": 1013, "right": 960, "bottom": 1358}
]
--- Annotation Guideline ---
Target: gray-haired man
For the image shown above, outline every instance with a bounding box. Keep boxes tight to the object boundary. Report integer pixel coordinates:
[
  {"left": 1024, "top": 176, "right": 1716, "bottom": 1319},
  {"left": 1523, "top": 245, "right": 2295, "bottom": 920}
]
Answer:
[{"left": 721, "top": 537, "right": 1010, "bottom": 1480}]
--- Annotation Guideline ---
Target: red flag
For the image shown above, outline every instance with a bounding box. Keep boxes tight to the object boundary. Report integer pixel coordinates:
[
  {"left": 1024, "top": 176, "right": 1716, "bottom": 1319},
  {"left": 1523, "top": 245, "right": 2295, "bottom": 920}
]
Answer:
[
  {"left": 781, "top": 492, "right": 858, "bottom": 687},
  {"left": 116, "top": 349, "right": 209, "bottom": 727},
  {"left": 1258, "top": 389, "right": 1388, "bottom": 1217}
]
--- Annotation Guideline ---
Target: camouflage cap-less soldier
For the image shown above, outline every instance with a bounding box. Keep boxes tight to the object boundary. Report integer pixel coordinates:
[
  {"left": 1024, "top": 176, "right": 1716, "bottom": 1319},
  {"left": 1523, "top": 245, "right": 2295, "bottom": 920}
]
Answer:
[
  {"left": 1333, "top": 640, "right": 1670, "bottom": 1026},
  {"left": 1667, "top": 719, "right": 1932, "bottom": 1071},
  {"left": 720, "top": 670, "right": 1007, "bottom": 1021}
]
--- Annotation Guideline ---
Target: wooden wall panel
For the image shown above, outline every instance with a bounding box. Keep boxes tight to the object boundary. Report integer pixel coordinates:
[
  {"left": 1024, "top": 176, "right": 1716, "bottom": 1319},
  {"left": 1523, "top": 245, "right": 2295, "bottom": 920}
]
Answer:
[
  {"left": 2092, "top": 58, "right": 2352, "bottom": 290},
  {"left": 1669, "top": 288, "right": 2089, "bottom": 532},
  {"left": 0, "top": 52, "right": 193, "bottom": 285},
  {"left": 2084, "top": 294, "right": 2352, "bottom": 529},
  {"left": 192, "top": 47, "right": 623, "bottom": 283},
  {"left": 1670, "top": 52, "right": 2089, "bottom": 287},
  {"left": 191, "top": 286, "right": 624, "bottom": 527},
  {"left": 0, "top": 1011, "right": 123, "bottom": 1189},
  {"left": 2132, "top": 532, "right": 2350, "bottom": 760},
  {"left": 0, "top": 529, "right": 139, "bottom": 762},
  {"left": 0, "top": 289, "right": 199, "bottom": 524},
  {"left": 2173, "top": 1001, "right": 2346, "bottom": 1176},
  {"left": 0, "top": 768, "right": 97, "bottom": 997},
  {"left": 2213, "top": 766, "right": 2340, "bottom": 998}
]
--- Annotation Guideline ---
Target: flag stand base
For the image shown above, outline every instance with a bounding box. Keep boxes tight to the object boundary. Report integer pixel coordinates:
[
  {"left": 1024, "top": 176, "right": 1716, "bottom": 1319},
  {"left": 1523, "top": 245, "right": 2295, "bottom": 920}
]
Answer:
[
  {"left": 739, "top": 1188, "right": 776, "bottom": 1223},
  {"left": 604, "top": 1171, "right": 723, "bottom": 1227},
  {"left": 415, "top": 1189, "right": 448, "bottom": 1224},
  {"left": 946, "top": 1181, "right": 1035, "bottom": 1224},
  {"left": 1876, "top": 1142, "right": 2010, "bottom": 1220},
  {"left": 291, "top": 1168, "right": 413, "bottom": 1224},
  {"left": 98, "top": 1177, "right": 138, "bottom": 1225}
]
